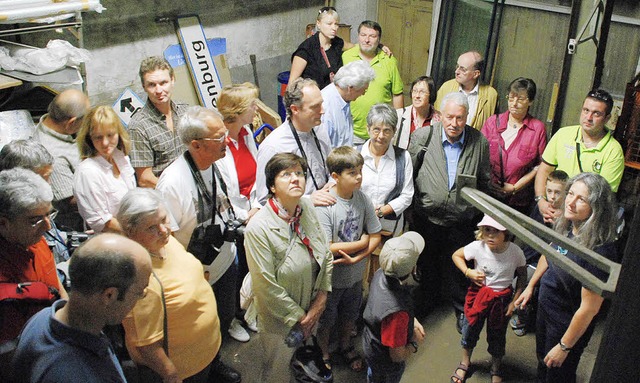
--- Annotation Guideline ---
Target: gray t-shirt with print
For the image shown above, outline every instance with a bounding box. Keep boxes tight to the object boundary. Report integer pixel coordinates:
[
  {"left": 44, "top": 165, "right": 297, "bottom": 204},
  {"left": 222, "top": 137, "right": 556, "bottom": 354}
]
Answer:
[{"left": 316, "top": 189, "right": 382, "bottom": 289}]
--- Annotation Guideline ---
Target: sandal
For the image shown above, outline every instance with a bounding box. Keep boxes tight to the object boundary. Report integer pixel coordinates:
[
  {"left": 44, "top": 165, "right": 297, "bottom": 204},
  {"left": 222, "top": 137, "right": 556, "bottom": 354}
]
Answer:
[
  {"left": 450, "top": 362, "right": 468, "bottom": 383},
  {"left": 490, "top": 367, "right": 503, "bottom": 383},
  {"left": 339, "top": 346, "right": 365, "bottom": 372},
  {"left": 323, "top": 357, "right": 332, "bottom": 371}
]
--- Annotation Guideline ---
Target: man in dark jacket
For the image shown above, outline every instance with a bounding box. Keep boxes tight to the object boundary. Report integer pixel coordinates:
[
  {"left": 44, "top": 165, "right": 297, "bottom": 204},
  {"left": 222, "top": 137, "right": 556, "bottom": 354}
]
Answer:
[{"left": 408, "top": 92, "right": 491, "bottom": 329}]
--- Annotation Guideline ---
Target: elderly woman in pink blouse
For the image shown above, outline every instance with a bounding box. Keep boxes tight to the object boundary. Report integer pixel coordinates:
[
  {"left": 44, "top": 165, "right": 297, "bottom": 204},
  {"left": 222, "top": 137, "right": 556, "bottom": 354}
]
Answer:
[{"left": 481, "top": 78, "right": 547, "bottom": 214}]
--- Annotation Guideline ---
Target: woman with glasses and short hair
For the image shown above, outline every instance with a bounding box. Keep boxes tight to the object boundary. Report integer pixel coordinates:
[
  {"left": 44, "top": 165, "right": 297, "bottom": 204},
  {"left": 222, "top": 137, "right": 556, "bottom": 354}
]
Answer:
[
  {"left": 394, "top": 76, "right": 441, "bottom": 150},
  {"left": 481, "top": 77, "right": 547, "bottom": 214},
  {"left": 74, "top": 106, "right": 135, "bottom": 233},
  {"left": 361, "top": 104, "right": 414, "bottom": 238},
  {"left": 244, "top": 153, "right": 332, "bottom": 382}
]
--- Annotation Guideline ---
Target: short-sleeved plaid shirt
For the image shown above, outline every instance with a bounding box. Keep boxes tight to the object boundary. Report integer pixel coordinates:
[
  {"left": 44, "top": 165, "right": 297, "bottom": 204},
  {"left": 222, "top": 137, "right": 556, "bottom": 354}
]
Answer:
[{"left": 129, "top": 99, "right": 189, "bottom": 176}]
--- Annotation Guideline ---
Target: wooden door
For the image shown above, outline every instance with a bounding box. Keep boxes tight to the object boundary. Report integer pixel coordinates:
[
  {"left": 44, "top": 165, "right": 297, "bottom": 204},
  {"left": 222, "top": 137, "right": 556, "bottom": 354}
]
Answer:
[{"left": 378, "top": 0, "right": 434, "bottom": 94}]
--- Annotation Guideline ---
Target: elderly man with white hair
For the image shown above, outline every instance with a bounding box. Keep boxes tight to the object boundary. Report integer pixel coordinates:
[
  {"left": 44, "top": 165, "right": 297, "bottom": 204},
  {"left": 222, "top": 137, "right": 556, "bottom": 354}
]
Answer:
[
  {"left": 156, "top": 106, "right": 241, "bottom": 383},
  {"left": 0, "top": 168, "right": 68, "bottom": 346},
  {"left": 321, "top": 60, "right": 376, "bottom": 147},
  {"left": 408, "top": 92, "right": 491, "bottom": 328}
]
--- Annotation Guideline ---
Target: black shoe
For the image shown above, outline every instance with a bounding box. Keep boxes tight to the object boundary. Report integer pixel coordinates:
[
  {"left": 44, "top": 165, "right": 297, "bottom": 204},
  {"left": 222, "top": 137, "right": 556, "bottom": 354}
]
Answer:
[
  {"left": 456, "top": 312, "right": 465, "bottom": 334},
  {"left": 209, "top": 358, "right": 242, "bottom": 383}
]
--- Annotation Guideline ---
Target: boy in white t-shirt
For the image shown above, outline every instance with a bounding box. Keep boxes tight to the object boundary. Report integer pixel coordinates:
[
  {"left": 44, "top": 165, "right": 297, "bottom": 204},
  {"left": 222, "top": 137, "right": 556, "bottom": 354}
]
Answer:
[{"left": 450, "top": 215, "right": 527, "bottom": 383}]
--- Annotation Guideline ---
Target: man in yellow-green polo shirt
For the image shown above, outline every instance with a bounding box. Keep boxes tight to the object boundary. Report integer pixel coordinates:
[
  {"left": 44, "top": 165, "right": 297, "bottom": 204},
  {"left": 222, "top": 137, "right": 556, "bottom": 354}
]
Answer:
[
  {"left": 343, "top": 20, "right": 404, "bottom": 145},
  {"left": 534, "top": 89, "right": 624, "bottom": 222}
]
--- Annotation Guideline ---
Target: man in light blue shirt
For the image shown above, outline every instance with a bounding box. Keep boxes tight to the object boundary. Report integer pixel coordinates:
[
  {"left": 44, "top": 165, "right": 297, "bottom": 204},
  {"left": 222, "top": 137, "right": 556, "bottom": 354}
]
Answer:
[
  {"left": 321, "top": 61, "right": 375, "bottom": 147},
  {"left": 442, "top": 127, "right": 466, "bottom": 190}
]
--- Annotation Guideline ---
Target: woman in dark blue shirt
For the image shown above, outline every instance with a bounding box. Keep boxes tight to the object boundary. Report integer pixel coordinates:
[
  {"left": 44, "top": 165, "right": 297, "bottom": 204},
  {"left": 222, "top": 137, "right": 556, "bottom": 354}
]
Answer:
[{"left": 516, "top": 172, "right": 618, "bottom": 382}]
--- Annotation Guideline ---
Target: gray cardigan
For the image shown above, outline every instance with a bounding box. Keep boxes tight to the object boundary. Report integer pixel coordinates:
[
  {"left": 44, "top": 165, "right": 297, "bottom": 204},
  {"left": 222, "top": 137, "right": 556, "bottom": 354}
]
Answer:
[{"left": 408, "top": 122, "right": 490, "bottom": 227}]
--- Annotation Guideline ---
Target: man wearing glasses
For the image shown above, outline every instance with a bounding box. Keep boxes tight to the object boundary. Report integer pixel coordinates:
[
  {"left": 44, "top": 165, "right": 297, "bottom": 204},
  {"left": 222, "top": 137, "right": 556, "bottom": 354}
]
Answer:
[
  {"left": 0, "top": 168, "right": 68, "bottom": 344},
  {"left": 156, "top": 105, "right": 241, "bottom": 383},
  {"left": 434, "top": 51, "right": 498, "bottom": 130},
  {"left": 534, "top": 89, "right": 624, "bottom": 222},
  {"left": 34, "top": 89, "right": 90, "bottom": 231}
]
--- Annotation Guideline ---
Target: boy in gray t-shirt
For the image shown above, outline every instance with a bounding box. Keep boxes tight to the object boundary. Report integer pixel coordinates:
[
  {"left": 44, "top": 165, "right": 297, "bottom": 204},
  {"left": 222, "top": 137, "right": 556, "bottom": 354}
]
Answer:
[{"left": 316, "top": 146, "right": 381, "bottom": 371}]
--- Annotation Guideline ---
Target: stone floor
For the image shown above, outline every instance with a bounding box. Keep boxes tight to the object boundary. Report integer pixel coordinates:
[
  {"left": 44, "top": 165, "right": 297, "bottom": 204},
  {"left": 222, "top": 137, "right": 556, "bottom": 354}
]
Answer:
[{"left": 218, "top": 303, "right": 602, "bottom": 382}]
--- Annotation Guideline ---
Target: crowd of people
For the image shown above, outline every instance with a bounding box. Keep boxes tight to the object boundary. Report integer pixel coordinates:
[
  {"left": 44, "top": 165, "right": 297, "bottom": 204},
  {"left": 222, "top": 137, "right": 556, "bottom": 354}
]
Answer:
[{"left": 0, "top": 6, "right": 627, "bottom": 383}]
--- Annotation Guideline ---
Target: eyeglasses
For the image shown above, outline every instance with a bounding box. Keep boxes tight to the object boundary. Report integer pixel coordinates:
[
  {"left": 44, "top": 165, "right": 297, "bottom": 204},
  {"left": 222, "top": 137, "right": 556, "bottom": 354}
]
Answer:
[
  {"left": 145, "top": 220, "right": 172, "bottom": 235},
  {"left": 455, "top": 65, "right": 477, "bottom": 74},
  {"left": 319, "top": 6, "right": 336, "bottom": 14},
  {"left": 370, "top": 127, "right": 395, "bottom": 137},
  {"left": 199, "top": 131, "right": 228, "bottom": 143},
  {"left": 278, "top": 171, "right": 306, "bottom": 181},
  {"left": 411, "top": 89, "right": 429, "bottom": 96},
  {"left": 506, "top": 95, "right": 529, "bottom": 104},
  {"left": 28, "top": 209, "right": 58, "bottom": 228}
]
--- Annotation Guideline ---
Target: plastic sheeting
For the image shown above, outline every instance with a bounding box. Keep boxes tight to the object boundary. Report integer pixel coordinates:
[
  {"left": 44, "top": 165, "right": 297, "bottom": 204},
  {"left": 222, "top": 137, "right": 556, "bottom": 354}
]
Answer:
[{"left": 0, "top": 0, "right": 104, "bottom": 23}]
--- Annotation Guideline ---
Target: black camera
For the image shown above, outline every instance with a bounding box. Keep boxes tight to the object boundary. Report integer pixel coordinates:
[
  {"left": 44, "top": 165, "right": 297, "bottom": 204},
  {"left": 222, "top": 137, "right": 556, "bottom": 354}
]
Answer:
[
  {"left": 223, "top": 219, "right": 245, "bottom": 242},
  {"left": 66, "top": 231, "right": 90, "bottom": 249}
]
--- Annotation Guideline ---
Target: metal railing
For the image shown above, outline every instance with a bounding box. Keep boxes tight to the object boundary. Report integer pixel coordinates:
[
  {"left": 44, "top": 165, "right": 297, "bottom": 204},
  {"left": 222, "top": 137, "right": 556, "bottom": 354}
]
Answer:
[{"left": 455, "top": 175, "right": 620, "bottom": 298}]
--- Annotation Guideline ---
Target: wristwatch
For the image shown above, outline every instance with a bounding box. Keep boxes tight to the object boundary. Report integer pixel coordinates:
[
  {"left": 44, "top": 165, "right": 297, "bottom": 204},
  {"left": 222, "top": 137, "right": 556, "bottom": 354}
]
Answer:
[
  {"left": 534, "top": 195, "right": 546, "bottom": 202},
  {"left": 376, "top": 208, "right": 384, "bottom": 218},
  {"left": 559, "top": 340, "right": 572, "bottom": 352}
]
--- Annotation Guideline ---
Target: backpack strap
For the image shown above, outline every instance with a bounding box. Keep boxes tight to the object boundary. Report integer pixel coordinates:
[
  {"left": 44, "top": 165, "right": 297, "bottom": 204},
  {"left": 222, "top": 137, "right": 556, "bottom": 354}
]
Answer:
[
  {"left": 413, "top": 126, "right": 434, "bottom": 180},
  {"left": 385, "top": 145, "right": 406, "bottom": 204}
]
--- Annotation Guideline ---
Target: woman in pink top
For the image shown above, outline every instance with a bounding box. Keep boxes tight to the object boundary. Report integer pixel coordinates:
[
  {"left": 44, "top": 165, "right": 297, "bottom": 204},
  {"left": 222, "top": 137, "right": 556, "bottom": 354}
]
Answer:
[{"left": 481, "top": 78, "right": 547, "bottom": 214}]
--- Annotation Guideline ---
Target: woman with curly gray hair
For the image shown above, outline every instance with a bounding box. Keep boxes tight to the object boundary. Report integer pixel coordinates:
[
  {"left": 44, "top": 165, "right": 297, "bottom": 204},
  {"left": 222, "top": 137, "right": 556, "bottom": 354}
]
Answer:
[{"left": 515, "top": 172, "right": 618, "bottom": 382}]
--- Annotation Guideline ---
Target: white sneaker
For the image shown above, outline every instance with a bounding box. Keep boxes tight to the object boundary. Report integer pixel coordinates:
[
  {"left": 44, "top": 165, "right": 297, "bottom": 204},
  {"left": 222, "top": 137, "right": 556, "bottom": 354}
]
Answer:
[
  {"left": 228, "top": 318, "right": 250, "bottom": 342},
  {"left": 246, "top": 318, "right": 258, "bottom": 333}
]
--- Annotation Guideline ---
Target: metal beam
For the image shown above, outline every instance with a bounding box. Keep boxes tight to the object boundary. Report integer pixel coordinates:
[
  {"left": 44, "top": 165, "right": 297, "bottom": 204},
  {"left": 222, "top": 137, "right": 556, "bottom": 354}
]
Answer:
[{"left": 455, "top": 182, "right": 620, "bottom": 298}]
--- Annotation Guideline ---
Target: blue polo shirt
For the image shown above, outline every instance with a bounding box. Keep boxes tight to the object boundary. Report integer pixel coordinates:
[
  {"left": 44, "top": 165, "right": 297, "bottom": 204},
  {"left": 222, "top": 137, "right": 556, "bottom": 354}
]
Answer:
[
  {"left": 12, "top": 300, "right": 127, "bottom": 383},
  {"left": 442, "top": 127, "right": 466, "bottom": 190}
]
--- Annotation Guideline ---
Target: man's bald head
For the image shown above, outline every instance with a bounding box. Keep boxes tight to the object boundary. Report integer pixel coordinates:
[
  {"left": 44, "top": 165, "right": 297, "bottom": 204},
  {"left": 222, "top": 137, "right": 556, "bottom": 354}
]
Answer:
[
  {"left": 69, "top": 233, "right": 151, "bottom": 300},
  {"left": 47, "top": 89, "right": 90, "bottom": 134}
]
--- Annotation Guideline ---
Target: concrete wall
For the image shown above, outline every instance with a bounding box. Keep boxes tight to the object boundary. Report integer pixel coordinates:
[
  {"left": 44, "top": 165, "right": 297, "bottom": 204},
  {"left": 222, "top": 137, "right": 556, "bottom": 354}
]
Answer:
[{"left": 74, "top": 0, "right": 377, "bottom": 111}]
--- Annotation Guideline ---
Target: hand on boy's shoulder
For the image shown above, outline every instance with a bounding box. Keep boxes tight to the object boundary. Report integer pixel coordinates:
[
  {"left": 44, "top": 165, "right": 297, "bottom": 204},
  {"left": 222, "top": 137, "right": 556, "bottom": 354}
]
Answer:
[{"left": 311, "top": 188, "right": 337, "bottom": 207}]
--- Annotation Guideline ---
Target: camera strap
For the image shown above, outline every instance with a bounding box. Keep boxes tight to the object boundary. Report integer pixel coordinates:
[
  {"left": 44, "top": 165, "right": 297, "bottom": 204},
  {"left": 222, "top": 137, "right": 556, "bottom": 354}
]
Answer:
[
  {"left": 288, "top": 119, "right": 327, "bottom": 191},
  {"left": 184, "top": 151, "right": 216, "bottom": 225},
  {"left": 212, "top": 164, "right": 237, "bottom": 221}
]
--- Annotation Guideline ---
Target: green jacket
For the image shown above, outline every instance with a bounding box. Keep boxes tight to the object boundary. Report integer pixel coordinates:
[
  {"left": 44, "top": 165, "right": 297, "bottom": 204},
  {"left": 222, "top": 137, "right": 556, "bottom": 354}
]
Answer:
[
  {"left": 245, "top": 197, "right": 333, "bottom": 335},
  {"left": 408, "top": 122, "right": 491, "bottom": 226}
]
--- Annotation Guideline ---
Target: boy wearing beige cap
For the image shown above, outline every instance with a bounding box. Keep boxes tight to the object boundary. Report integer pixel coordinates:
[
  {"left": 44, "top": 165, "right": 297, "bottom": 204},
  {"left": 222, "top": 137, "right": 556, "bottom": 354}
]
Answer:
[{"left": 362, "top": 231, "right": 426, "bottom": 383}]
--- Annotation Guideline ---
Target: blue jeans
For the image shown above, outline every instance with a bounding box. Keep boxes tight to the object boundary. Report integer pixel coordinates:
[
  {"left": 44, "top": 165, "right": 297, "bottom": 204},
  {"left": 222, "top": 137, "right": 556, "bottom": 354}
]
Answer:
[
  {"left": 367, "top": 365, "right": 405, "bottom": 383},
  {"left": 460, "top": 303, "right": 509, "bottom": 357}
]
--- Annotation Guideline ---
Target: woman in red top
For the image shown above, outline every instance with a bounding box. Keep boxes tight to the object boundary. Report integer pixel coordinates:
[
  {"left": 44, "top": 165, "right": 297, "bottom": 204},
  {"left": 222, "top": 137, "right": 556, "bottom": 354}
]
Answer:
[
  {"left": 481, "top": 78, "right": 547, "bottom": 214},
  {"left": 216, "top": 82, "right": 260, "bottom": 342}
]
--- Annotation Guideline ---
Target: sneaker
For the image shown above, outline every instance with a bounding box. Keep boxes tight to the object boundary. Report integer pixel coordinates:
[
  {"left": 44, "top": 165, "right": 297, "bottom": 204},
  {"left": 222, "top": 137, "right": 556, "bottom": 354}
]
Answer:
[
  {"left": 209, "top": 357, "right": 242, "bottom": 383},
  {"left": 228, "top": 318, "right": 250, "bottom": 342},
  {"left": 246, "top": 318, "right": 258, "bottom": 333}
]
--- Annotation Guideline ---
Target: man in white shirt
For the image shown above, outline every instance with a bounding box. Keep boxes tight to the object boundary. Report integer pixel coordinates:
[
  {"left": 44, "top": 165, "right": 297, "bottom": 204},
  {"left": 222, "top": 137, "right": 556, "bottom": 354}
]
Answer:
[
  {"left": 255, "top": 78, "right": 335, "bottom": 206},
  {"left": 156, "top": 106, "right": 241, "bottom": 383}
]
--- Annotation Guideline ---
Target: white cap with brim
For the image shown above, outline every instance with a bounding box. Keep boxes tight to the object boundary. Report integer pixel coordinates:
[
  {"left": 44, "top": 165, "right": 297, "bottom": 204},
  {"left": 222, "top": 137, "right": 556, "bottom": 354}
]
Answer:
[
  {"left": 379, "top": 231, "right": 426, "bottom": 278},
  {"left": 477, "top": 214, "right": 507, "bottom": 231}
]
